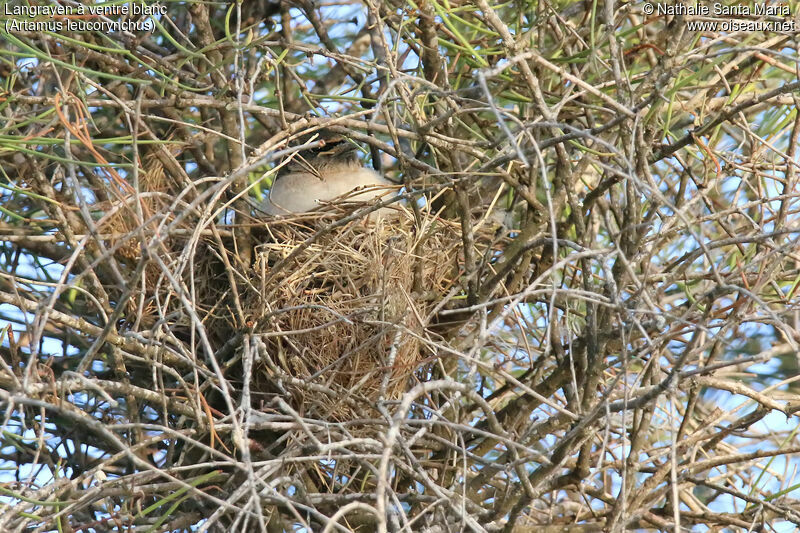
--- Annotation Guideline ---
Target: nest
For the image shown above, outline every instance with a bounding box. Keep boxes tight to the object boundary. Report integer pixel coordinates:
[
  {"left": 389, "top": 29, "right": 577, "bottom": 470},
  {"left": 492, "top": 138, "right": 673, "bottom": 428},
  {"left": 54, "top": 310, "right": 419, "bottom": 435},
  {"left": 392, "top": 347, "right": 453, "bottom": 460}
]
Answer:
[
  {"left": 244, "top": 208, "right": 465, "bottom": 420},
  {"left": 109, "top": 191, "right": 484, "bottom": 423}
]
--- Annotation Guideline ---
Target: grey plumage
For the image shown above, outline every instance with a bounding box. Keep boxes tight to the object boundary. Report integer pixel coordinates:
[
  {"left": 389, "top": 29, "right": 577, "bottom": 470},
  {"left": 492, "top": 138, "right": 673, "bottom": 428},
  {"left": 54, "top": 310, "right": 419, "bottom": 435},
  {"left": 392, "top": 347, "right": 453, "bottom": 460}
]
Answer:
[{"left": 259, "top": 138, "right": 395, "bottom": 216}]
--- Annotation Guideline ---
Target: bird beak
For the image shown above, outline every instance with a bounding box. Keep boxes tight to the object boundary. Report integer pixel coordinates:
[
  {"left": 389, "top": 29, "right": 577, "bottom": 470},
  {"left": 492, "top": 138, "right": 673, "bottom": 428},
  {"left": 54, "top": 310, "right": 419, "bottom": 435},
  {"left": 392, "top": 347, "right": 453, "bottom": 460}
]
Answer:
[{"left": 318, "top": 141, "right": 359, "bottom": 158}]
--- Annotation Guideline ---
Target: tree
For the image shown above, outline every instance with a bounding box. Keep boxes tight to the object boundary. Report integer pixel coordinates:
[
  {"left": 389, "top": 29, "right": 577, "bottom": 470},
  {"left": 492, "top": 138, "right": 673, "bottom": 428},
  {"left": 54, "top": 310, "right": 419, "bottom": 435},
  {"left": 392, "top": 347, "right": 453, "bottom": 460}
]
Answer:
[{"left": 1, "top": 1, "right": 800, "bottom": 531}]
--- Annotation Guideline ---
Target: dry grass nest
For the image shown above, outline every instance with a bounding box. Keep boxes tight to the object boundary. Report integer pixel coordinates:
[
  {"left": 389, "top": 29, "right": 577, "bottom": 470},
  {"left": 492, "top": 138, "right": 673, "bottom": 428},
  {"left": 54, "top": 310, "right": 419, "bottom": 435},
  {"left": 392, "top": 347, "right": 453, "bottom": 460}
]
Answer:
[
  {"left": 242, "top": 206, "right": 473, "bottom": 420},
  {"left": 113, "top": 196, "right": 495, "bottom": 423}
]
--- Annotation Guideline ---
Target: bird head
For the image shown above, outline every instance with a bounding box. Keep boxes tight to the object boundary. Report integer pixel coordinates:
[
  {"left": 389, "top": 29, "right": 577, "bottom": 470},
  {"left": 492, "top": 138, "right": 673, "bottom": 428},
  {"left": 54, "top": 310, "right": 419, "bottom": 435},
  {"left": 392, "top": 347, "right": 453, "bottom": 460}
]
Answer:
[{"left": 283, "top": 134, "right": 362, "bottom": 178}]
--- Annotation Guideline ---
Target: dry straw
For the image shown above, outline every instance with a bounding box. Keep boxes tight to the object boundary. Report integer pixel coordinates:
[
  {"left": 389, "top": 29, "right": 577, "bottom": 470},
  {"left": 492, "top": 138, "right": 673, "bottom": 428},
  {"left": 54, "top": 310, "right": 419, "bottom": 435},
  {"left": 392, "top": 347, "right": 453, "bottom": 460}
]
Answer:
[{"left": 241, "top": 206, "right": 476, "bottom": 420}]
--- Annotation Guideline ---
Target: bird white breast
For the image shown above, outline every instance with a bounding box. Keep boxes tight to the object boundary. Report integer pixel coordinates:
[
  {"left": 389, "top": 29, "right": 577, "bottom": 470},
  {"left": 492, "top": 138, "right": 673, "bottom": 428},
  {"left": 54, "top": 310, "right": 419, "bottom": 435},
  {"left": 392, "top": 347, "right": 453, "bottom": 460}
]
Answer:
[{"left": 261, "top": 167, "right": 395, "bottom": 215}]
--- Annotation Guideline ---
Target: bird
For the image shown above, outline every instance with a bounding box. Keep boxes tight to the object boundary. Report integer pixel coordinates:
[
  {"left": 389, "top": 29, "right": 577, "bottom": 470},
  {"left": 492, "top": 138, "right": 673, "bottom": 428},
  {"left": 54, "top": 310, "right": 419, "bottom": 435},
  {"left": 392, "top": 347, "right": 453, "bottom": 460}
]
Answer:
[{"left": 258, "top": 135, "right": 397, "bottom": 217}]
